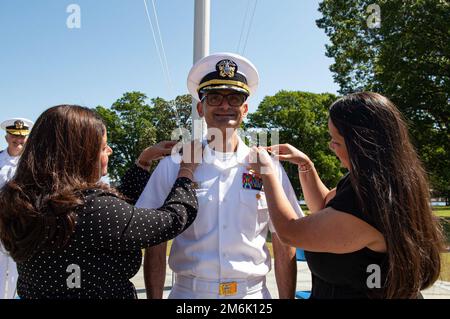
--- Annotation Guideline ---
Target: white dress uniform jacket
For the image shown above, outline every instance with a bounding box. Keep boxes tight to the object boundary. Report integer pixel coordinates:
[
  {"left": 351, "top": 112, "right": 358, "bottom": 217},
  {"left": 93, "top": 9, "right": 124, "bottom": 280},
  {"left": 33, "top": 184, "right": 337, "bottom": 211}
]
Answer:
[
  {"left": 136, "top": 137, "right": 303, "bottom": 297},
  {"left": 0, "top": 149, "right": 19, "bottom": 188},
  {"left": 0, "top": 149, "right": 19, "bottom": 299}
]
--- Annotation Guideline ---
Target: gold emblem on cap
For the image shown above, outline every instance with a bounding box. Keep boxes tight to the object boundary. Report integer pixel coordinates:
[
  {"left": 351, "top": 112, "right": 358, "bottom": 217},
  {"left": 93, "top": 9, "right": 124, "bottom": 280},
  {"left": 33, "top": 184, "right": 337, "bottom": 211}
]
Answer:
[
  {"left": 14, "top": 120, "right": 24, "bottom": 129},
  {"left": 217, "top": 59, "right": 236, "bottom": 78}
]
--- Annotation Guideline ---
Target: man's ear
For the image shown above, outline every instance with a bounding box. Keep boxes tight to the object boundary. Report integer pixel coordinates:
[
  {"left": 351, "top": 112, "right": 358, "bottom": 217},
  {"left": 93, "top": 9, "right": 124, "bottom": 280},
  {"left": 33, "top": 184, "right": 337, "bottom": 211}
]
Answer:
[
  {"left": 242, "top": 103, "right": 249, "bottom": 117},
  {"left": 197, "top": 101, "right": 205, "bottom": 117}
]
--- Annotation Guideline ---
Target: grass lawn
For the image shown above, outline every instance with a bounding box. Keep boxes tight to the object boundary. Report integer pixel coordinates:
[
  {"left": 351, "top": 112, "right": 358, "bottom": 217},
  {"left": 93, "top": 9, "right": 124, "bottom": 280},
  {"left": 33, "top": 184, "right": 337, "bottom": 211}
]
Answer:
[
  {"left": 440, "top": 252, "right": 450, "bottom": 282},
  {"left": 434, "top": 206, "right": 450, "bottom": 217},
  {"left": 434, "top": 207, "right": 450, "bottom": 281}
]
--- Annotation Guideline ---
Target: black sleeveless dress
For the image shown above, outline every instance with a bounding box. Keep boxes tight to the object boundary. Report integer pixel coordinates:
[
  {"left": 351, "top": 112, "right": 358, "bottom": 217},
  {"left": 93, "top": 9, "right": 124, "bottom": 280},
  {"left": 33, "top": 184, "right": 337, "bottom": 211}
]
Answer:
[{"left": 304, "top": 173, "right": 388, "bottom": 299}]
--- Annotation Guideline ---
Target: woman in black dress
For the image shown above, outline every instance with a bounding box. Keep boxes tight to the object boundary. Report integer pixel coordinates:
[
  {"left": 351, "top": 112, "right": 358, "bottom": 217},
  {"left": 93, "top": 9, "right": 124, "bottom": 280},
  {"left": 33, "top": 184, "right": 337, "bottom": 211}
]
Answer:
[
  {"left": 248, "top": 92, "right": 445, "bottom": 298},
  {"left": 0, "top": 105, "right": 199, "bottom": 299}
]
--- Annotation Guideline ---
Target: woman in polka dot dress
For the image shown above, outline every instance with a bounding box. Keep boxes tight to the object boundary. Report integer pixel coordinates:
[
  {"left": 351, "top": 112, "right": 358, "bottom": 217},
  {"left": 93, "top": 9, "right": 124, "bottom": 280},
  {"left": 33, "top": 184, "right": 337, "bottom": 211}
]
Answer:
[{"left": 0, "top": 105, "right": 199, "bottom": 299}]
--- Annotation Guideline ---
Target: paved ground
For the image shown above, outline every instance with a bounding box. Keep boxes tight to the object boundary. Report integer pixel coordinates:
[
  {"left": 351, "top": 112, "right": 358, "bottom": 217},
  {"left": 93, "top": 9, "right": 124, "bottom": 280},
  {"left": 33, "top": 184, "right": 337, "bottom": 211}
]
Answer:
[{"left": 130, "top": 258, "right": 450, "bottom": 299}]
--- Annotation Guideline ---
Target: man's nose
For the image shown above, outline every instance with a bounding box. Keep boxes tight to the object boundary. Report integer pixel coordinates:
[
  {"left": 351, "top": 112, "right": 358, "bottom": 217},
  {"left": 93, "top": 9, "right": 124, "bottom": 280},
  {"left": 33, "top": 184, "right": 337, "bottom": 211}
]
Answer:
[{"left": 219, "top": 97, "right": 230, "bottom": 109}]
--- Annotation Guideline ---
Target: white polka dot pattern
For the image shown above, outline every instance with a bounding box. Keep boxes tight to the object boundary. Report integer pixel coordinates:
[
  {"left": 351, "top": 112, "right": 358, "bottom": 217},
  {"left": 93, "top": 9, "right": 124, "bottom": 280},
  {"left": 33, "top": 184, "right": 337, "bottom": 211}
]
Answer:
[{"left": 16, "top": 165, "right": 197, "bottom": 299}]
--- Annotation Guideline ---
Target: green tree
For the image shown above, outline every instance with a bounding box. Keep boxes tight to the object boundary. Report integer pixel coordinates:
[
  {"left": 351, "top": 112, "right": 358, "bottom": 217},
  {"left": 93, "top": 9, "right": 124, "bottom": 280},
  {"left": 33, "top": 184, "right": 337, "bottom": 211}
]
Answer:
[
  {"left": 247, "top": 91, "right": 342, "bottom": 197},
  {"left": 316, "top": 0, "right": 450, "bottom": 202},
  {"left": 95, "top": 92, "right": 192, "bottom": 183}
]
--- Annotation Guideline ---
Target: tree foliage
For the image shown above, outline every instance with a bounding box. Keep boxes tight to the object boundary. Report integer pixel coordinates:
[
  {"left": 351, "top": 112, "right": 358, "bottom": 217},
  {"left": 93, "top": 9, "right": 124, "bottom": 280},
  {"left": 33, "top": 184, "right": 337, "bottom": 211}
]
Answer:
[
  {"left": 247, "top": 91, "right": 342, "bottom": 197},
  {"left": 95, "top": 92, "right": 192, "bottom": 182},
  {"left": 317, "top": 0, "right": 450, "bottom": 201}
]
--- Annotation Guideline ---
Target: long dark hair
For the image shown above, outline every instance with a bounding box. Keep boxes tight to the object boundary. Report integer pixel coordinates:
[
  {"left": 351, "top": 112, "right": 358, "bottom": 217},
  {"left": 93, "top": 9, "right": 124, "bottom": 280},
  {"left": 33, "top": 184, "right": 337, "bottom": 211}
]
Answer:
[
  {"left": 329, "top": 92, "right": 445, "bottom": 298},
  {"left": 0, "top": 105, "right": 118, "bottom": 262}
]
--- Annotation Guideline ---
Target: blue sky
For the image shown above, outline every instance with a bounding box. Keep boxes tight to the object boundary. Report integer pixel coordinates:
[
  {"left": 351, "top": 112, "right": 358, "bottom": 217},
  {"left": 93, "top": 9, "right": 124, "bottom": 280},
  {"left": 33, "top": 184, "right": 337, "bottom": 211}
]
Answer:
[{"left": 0, "top": 0, "right": 339, "bottom": 150}]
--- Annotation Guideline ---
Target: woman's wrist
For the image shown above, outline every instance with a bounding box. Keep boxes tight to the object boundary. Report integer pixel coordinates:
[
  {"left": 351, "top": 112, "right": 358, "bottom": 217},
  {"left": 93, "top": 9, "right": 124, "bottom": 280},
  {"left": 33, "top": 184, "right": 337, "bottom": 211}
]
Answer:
[
  {"left": 139, "top": 147, "right": 156, "bottom": 163},
  {"left": 137, "top": 147, "right": 163, "bottom": 170},
  {"left": 178, "top": 165, "right": 195, "bottom": 180},
  {"left": 135, "top": 158, "right": 152, "bottom": 171},
  {"left": 298, "top": 159, "right": 314, "bottom": 173}
]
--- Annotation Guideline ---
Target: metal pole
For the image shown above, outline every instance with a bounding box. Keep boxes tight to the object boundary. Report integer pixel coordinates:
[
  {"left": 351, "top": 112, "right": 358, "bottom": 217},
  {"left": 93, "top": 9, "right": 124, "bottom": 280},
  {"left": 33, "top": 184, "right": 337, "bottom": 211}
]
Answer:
[{"left": 192, "top": 0, "right": 210, "bottom": 140}]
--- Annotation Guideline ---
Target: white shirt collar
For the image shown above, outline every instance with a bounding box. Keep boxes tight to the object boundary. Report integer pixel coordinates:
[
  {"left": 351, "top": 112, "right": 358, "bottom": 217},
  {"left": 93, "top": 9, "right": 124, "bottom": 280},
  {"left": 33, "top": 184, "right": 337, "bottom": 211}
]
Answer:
[{"left": 202, "top": 135, "right": 250, "bottom": 169}]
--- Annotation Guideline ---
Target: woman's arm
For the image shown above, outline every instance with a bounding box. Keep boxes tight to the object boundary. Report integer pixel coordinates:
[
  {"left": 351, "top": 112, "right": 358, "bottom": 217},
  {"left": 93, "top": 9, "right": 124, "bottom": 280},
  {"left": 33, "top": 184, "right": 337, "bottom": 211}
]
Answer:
[
  {"left": 262, "top": 172, "right": 384, "bottom": 253},
  {"left": 266, "top": 144, "right": 331, "bottom": 213},
  {"left": 82, "top": 176, "right": 198, "bottom": 251},
  {"left": 117, "top": 164, "right": 152, "bottom": 205},
  {"left": 117, "top": 141, "right": 179, "bottom": 204},
  {"left": 297, "top": 160, "right": 331, "bottom": 213},
  {"left": 250, "top": 147, "right": 385, "bottom": 253},
  {"left": 83, "top": 141, "right": 202, "bottom": 251}
]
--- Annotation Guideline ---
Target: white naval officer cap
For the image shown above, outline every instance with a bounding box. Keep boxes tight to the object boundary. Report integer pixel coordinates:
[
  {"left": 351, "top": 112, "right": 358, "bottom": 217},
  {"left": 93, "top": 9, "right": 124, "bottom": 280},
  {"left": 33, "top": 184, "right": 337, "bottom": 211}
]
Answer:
[
  {"left": 0, "top": 118, "right": 33, "bottom": 136},
  {"left": 187, "top": 52, "right": 259, "bottom": 101}
]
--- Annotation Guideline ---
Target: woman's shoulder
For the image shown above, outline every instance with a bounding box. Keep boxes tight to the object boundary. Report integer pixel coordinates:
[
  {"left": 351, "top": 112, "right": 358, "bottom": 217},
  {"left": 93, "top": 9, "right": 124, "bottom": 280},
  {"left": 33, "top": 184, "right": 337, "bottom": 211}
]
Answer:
[
  {"left": 327, "top": 173, "right": 354, "bottom": 205},
  {"left": 77, "top": 188, "right": 124, "bottom": 214},
  {"left": 326, "top": 173, "right": 373, "bottom": 226},
  {"left": 335, "top": 172, "right": 351, "bottom": 189},
  {"left": 81, "top": 188, "right": 119, "bottom": 199}
]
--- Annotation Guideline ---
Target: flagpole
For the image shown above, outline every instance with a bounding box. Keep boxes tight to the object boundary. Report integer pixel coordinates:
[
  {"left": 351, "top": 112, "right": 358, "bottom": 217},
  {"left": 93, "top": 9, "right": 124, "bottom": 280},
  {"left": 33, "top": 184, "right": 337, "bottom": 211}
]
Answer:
[{"left": 192, "top": 0, "right": 210, "bottom": 140}]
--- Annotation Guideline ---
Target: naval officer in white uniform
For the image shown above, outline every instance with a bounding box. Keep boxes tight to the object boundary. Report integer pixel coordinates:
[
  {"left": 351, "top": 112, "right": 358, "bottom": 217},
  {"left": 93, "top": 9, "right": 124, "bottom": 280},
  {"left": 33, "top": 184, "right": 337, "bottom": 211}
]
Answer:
[
  {"left": 137, "top": 53, "right": 304, "bottom": 299},
  {"left": 0, "top": 118, "right": 33, "bottom": 299}
]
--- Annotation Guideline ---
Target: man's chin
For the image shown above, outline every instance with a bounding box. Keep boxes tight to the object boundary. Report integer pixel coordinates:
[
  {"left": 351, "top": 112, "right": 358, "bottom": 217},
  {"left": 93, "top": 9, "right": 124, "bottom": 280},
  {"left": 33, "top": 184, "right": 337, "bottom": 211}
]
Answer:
[
  {"left": 11, "top": 147, "right": 23, "bottom": 154},
  {"left": 225, "top": 120, "right": 239, "bottom": 126},
  {"left": 213, "top": 119, "right": 239, "bottom": 127}
]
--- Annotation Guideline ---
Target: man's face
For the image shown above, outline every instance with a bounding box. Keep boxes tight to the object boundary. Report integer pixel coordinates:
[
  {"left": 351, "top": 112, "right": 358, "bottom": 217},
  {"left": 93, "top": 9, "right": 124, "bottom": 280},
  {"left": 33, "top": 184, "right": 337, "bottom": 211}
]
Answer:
[
  {"left": 5, "top": 133, "right": 27, "bottom": 156},
  {"left": 197, "top": 89, "right": 248, "bottom": 132}
]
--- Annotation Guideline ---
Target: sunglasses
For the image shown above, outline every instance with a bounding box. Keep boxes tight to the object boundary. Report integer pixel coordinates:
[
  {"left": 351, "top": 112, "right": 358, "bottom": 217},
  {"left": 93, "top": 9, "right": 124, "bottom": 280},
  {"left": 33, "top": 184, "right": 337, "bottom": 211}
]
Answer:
[{"left": 202, "top": 92, "right": 247, "bottom": 107}]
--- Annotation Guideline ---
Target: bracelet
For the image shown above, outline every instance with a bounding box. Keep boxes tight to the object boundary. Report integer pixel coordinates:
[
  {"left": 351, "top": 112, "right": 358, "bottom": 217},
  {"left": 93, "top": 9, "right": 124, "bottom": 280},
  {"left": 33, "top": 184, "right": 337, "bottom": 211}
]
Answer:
[{"left": 298, "top": 162, "right": 314, "bottom": 173}]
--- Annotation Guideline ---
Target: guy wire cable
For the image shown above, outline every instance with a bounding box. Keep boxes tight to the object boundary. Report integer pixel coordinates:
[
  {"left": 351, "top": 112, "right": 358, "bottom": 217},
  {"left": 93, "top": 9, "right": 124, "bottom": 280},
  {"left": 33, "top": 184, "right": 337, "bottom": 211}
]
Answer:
[
  {"left": 143, "top": 0, "right": 182, "bottom": 131},
  {"left": 242, "top": 0, "right": 258, "bottom": 55}
]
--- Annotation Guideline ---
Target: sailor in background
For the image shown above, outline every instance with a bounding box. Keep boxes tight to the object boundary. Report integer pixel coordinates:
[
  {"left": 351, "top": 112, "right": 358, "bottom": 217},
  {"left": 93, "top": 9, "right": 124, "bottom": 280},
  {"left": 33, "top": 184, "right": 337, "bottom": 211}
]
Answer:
[{"left": 0, "top": 117, "right": 33, "bottom": 299}]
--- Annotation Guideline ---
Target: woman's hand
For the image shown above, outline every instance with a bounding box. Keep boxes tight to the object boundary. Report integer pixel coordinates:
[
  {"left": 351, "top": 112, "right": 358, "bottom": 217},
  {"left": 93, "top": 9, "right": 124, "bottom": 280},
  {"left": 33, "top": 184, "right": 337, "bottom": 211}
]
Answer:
[
  {"left": 178, "top": 140, "right": 204, "bottom": 180},
  {"left": 265, "top": 144, "right": 311, "bottom": 166},
  {"left": 137, "top": 140, "right": 179, "bottom": 170},
  {"left": 247, "top": 146, "right": 276, "bottom": 176}
]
